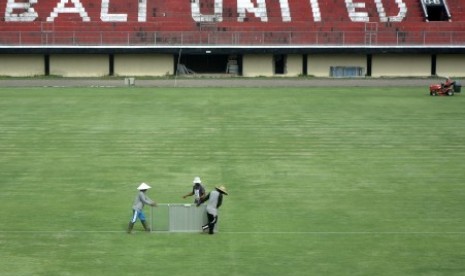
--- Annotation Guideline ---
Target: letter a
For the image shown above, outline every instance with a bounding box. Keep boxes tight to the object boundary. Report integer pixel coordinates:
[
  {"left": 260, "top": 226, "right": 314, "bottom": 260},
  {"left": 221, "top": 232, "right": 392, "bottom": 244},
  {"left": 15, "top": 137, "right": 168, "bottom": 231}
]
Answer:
[{"left": 46, "top": 0, "right": 90, "bottom": 22}]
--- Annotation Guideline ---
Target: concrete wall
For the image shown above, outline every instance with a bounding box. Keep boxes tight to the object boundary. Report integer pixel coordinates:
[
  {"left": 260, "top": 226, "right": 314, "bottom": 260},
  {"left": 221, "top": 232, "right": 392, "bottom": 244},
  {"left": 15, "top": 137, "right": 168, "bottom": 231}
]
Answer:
[
  {"left": 50, "top": 54, "right": 109, "bottom": 77},
  {"left": 242, "top": 54, "right": 274, "bottom": 77},
  {"left": 436, "top": 54, "right": 465, "bottom": 77},
  {"left": 371, "top": 54, "right": 430, "bottom": 77},
  {"left": 307, "top": 54, "right": 366, "bottom": 77},
  {"left": 285, "top": 54, "right": 303, "bottom": 76},
  {"left": 0, "top": 55, "right": 44, "bottom": 76},
  {"left": 114, "top": 54, "right": 173, "bottom": 76}
]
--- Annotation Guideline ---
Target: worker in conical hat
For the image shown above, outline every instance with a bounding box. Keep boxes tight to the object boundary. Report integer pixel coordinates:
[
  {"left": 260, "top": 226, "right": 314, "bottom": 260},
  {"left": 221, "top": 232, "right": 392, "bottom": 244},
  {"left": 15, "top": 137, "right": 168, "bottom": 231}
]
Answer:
[
  {"left": 197, "top": 185, "right": 228, "bottom": 235},
  {"left": 127, "top": 182, "right": 157, "bottom": 234}
]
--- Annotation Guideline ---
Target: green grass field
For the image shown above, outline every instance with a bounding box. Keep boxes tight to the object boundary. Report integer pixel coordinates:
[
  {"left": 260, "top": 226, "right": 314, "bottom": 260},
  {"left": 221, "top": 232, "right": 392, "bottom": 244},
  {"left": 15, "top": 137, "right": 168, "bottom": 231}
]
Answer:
[{"left": 1, "top": 86, "right": 464, "bottom": 275}]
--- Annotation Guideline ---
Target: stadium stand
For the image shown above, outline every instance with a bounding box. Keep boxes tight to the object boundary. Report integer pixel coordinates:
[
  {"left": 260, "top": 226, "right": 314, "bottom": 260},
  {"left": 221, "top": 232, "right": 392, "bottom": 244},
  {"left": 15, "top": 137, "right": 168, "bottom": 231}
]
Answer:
[
  {"left": 0, "top": 0, "right": 464, "bottom": 45},
  {"left": 0, "top": 0, "right": 464, "bottom": 77}
]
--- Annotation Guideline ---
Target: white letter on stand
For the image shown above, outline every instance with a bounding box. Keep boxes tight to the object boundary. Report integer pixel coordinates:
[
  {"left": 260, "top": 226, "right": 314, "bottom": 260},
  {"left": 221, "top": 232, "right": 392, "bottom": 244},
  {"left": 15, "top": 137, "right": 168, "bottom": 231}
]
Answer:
[
  {"left": 376, "top": 0, "right": 407, "bottom": 22},
  {"left": 309, "top": 0, "right": 321, "bottom": 22},
  {"left": 191, "top": 0, "right": 223, "bottom": 22},
  {"left": 237, "top": 0, "right": 268, "bottom": 22},
  {"left": 5, "top": 0, "right": 38, "bottom": 22},
  {"left": 101, "top": 0, "right": 127, "bottom": 22},
  {"left": 345, "top": 0, "right": 369, "bottom": 22},
  {"left": 138, "top": 0, "right": 147, "bottom": 22},
  {"left": 279, "top": 0, "right": 291, "bottom": 22}
]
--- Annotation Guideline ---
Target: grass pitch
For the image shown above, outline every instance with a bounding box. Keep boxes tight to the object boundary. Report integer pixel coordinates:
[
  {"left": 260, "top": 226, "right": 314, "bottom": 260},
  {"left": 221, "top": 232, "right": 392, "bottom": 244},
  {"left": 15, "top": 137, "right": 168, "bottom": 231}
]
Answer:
[{"left": 1, "top": 86, "right": 464, "bottom": 275}]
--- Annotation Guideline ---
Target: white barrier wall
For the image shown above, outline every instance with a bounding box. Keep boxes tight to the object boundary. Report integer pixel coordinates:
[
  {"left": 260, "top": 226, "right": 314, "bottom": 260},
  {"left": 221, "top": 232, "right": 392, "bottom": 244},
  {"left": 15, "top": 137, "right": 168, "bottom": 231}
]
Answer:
[
  {"left": 114, "top": 54, "right": 173, "bottom": 76},
  {"left": 0, "top": 54, "right": 44, "bottom": 76},
  {"left": 243, "top": 54, "right": 274, "bottom": 77},
  {"left": 436, "top": 54, "right": 465, "bottom": 77},
  {"left": 285, "top": 54, "right": 303, "bottom": 76},
  {"left": 371, "top": 54, "right": 430, "bottom": 77},
  {"left": 50, "top": 54, "right": 109, "bottom": 77}
]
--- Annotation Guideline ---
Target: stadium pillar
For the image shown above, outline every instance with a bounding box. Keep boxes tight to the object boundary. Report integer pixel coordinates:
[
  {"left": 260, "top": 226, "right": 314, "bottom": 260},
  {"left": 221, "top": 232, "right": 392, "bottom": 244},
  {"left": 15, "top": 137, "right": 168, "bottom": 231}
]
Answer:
[
  {"left": 431, "top": 54, "right": 437, "bottom": 76},
  {"left": 366, "top": 54, "right": 372, "bottom": 77},
  {"left": 109, "top": 54, "right": 114, "bottom": 76},
  {"left": 237, "top": 55, "right": 243, "bottom": 76},
  {"left": 303, "top": 54, "right": 308, "bottom": 76},
  {"left": 174, "top": 54, "right": 179, "bottom": 75},
  {"left": 44, "top": 54, "right": 50, "bottom": 76}
]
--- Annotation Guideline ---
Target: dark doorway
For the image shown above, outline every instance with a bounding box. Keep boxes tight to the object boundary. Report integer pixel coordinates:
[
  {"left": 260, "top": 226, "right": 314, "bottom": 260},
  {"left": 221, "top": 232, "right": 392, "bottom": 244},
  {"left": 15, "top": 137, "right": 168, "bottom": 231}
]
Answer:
[
  {"left": 44, "top": 54, "right": 50, "bottom": 76},
  {"left": 366, "top": 54, "right": 372, "bottom": 77},
  {"left": 424, "top": 1, "right": 449, "bottom": 21},
  {"left": 427, "top": 5, "right": 448, "bottom": 21},
  {"left": 109, "top": 54, "right": 114, "bottom": 76},
  {"left": 431, "top": 54, "right": 437, "bottom": 76}
]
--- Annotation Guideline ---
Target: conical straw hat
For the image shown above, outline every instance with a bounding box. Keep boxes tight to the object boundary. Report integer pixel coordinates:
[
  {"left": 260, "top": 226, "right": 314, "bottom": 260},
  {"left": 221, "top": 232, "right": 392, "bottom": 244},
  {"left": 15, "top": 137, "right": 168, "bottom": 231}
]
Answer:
[
  {"left": 137, "top": 182, "right": 151, "bottom": 190},
  {"left": 215, "top": 185, "right": 228, "bottom": 195}
]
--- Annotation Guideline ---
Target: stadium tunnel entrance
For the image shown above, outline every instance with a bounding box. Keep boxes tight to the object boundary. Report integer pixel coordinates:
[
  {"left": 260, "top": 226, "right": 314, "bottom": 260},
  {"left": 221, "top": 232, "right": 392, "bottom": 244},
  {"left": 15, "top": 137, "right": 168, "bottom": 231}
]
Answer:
[{"left": 175, "top": 54, "right": 242, "bottom": 75}]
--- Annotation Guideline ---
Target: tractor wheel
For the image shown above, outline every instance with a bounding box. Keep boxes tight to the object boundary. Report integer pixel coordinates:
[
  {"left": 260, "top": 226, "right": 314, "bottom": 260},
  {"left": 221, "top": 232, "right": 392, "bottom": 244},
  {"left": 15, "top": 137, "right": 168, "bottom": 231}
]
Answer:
[
  {"left": 430, "top": 91, "right": 437, "bottom": 96},
  {"left": 447, "top": 90, "right": 454, "bottom": 96}
]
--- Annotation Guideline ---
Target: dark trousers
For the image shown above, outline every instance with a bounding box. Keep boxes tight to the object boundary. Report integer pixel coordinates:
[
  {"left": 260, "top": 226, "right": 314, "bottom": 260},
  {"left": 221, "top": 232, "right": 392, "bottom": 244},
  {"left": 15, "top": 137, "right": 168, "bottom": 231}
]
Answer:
[{"left": 202, "top": 213, "right": 218, "bottom": 234}]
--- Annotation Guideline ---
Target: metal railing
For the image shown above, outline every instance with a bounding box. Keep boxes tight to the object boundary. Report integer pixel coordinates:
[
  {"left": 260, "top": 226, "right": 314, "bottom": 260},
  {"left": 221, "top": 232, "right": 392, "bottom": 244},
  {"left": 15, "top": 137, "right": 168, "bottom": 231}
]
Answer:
[{"left": 1, "top": 30, "right": 465, "bottom": 46}]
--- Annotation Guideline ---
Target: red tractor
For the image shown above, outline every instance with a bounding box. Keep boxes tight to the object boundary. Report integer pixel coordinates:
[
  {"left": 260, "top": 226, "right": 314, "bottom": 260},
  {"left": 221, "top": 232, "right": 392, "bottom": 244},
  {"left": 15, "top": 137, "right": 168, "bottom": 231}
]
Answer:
[{"left": 430, "top": 78, "right": 461, "bottom": 96}]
